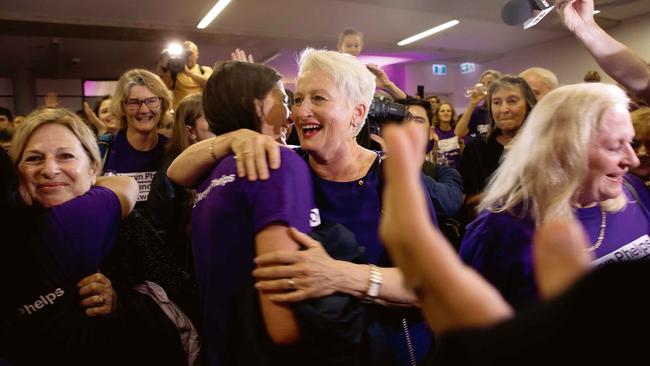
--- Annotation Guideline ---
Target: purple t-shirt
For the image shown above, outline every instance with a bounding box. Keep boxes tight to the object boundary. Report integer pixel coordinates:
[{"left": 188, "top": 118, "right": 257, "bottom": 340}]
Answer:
[
  {"left": 434, "top": 127, "right": 461, "bottom": 169},
  {"left": 191, "top": 148, "right": 315, "bottom": 366},
  {"left": 38, "top": 186, "right": 121, "bottom": 286},
  {"left": 460, "top": 175, "right": 650, "bottom": 308},
  {"left": 103, "top": 129, "right": 168, "bottom": 202},
  {"left": 467, "top": 103, "right": 490, "bottom": 139}
]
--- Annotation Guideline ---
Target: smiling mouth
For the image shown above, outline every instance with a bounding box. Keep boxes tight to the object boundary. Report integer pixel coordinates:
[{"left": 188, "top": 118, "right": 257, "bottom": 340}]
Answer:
[
  {"left": 605, "top": 174, "right": 623, "bottom": 183},
  {"left": 302, "top": 124, "right": 322, "bottom": 137}
]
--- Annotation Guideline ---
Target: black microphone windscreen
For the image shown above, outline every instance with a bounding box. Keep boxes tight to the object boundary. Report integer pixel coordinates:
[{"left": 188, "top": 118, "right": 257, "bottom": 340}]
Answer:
[{"left": 501, "top": 0, "right": 533, "bottom": 26}]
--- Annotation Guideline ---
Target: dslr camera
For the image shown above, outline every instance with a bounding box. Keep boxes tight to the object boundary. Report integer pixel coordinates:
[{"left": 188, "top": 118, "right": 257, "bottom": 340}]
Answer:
[
  {"left": 366, "top": 96, "right": 407, "bottom": 135},
  {"left": 164, "top": 43, "right": 192, "bottom": 73},
  {"left": 356, "top": 96, "right": 407, "bottom": 149}
]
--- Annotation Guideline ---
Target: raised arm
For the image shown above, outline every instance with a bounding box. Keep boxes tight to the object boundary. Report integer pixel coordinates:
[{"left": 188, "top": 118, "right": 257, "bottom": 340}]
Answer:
[
  {"left": 95, "top": 175, "right": 138, "bottom": 218},
  {"left": 556, "top": 0, "right": 650, "bottom": 102},
  {"left": 379, "top": 124, "right": 512, "bottom": 333},
  {"left": 455, "top": 91, "right": 484, "bottom": 138},
  {"left": 83, "top": 102, "right": 107, "bottom": 136},
  {"left": 167, "top": 129, "right": 282, "bottom": 186},
  {"left": 366, "top": 64, "right": 407, "bottom": 100}
]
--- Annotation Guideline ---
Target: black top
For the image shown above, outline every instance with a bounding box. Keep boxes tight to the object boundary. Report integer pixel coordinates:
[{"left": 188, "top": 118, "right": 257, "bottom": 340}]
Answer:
[{"left": 459, "top": 135, "right": 504, "bottom": 196}]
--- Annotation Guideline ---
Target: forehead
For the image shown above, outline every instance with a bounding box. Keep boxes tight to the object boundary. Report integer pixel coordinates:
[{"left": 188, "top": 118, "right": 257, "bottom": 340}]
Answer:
[
  {"left": 492, "top": 85, "right": 523, "bottom": 99},
  {"left": 438, "top": 103, "right": 452, "bottom": 110},
  {"left": 296, "top": 69, "right": 336, "bottom": 92},
  {"left": 27, "top": 123, "right": 82, "bottom": 148},
  {"left": 342, "top": 35, "right": 362, "bottom": 44},
  {"left": 128, "top": 84, "right": 156, "bottom": 98},
  {"left": 598, "top": 105, "right": 634, "bottom": 138},
  {"left": 407, "top": 105, "right": 429, "bottom": 119}
]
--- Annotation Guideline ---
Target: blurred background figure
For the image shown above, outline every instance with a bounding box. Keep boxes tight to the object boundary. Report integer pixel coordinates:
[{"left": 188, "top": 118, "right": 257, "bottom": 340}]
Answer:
[
  {"left": 84, "top": 95, "right": 118, "bottom": 136},
  {"left": 337, "top": 28, "right": 364, "bottom": 57},
  {"left": 455, "top": 69, "right": 503, "bottom": 140},
  {"left": 519, "top": 67, "right": 559, "bottom": 101},
  {"left": 0, "top": 107, "right": 12, "bottom": 130},
  {"left": 631, "top": 107, "right": 650, "bottom": 186},
  {"left": 44, "top": 92, "right": 60, "bottom": 108},
  {"left": 584, "top": 70, "right": 602, "bottom": 83},
  {"left": 157, "top": 40, "right": 213, "bottom": 107},
  {"left": 0, "top": 128, "right": 12, "bottom": 152}
]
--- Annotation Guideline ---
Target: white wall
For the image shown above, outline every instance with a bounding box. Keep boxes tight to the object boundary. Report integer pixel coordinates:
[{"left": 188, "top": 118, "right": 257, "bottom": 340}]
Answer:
[{"left": 401, "top": 13, "right": 650, "bottom": 112}]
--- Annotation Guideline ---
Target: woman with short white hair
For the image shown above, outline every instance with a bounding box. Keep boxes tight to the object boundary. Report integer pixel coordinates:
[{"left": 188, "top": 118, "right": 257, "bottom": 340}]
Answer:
[
  {"left": 169, "top": 49, "right": 438, "bottom": 365},
  {"left": 460, "top": 83, "right": 650, "bottom": 308}
]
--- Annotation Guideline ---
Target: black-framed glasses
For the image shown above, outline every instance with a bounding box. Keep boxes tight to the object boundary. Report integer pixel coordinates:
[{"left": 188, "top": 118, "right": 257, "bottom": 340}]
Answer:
[{"left": 124, "top": 97, "right": 161, "bottom": 111}]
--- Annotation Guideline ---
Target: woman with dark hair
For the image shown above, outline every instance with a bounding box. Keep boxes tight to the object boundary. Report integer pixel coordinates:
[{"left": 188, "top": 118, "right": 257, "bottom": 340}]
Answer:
[
  {"left": 459, "top": 75, "right": 537, "bottom": 212},
  {"left": 431, "top": 101, "right": 462, "bottom": 168},
  {"left": 190, "top": 61, "right": 314, "bottom": 365},
  {"left": 84, "top": 95, "right": 118, "bottom": 136},
  {"left": 145, "top": 93, "right": 214, "bottom": 271}
]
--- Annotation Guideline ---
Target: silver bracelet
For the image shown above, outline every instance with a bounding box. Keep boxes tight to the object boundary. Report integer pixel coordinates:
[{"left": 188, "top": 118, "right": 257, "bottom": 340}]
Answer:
[{"left": 362, "top": 264, "right": 382, "bottom": 304}]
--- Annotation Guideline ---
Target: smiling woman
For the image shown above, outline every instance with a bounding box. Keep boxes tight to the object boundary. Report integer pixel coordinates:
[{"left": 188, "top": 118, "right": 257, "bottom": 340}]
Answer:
[
  {"left": 102, "top": 69, "right": 173, "bottom": 207},
  {"left": 459, "top": 83, "right": 650, "bottom": 309}
]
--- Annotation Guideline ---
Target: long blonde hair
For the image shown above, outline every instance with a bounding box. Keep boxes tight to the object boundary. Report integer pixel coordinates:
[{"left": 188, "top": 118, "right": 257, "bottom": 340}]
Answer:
[{"left": 478, "top": 83, "right": 630, "bottom": 226}]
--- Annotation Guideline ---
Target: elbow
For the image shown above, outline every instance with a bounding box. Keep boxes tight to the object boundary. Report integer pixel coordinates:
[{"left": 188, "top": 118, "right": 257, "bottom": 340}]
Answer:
[{"left": 268, "top": 327, "right": 301, "bottom": 346}]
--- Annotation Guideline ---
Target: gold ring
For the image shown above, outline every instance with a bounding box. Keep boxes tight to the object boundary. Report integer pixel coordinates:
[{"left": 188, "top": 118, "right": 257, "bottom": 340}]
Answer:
[
  {"left": 287, "top": 279, "right": 296, "bottom": 290},
  {"left": 96, "top": 294, "right": 105, "bottom": 306}
]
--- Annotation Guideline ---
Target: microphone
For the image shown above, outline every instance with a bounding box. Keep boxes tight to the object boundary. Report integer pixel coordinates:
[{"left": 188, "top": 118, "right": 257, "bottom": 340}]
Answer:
[
  {"left": 501, "top": 0, "right": 533, "bottom": 26},
  {"left": 501, "top": 0, "right": 556, "bottom": 29}
]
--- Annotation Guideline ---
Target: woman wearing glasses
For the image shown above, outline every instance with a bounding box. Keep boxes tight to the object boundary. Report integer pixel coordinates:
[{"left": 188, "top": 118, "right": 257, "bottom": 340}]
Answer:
[{"left": 103, "top": 69, "right": 172, "bottom": 205}]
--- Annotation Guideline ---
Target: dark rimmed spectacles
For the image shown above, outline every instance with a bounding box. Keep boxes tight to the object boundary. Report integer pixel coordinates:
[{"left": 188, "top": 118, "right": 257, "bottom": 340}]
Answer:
[{"left": 124, "top": 97, "right": 161, "bottom": 111}]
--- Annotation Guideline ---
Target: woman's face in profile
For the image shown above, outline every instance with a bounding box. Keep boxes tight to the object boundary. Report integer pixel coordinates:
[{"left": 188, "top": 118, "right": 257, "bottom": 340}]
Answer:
[
  {"left": 491, "top": 85, "right": 527, "bottom": 133},
  {"left": 258, "top": 81, "right": 290, "bottom": 141},
  {"left": 18, "top": 123, "right": 96, "bottom": 208}
]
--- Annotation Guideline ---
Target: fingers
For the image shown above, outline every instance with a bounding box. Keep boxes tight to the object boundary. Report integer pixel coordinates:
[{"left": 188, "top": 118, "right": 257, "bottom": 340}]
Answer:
[
  {"left": 254, "top": 250, "right": 302, "bottom": 266},
  {"left": 255, "top": 277, "right": 300, "bottom": 292},
  {"left": 77, "top": 272, "right": 111, "bottom": 288},
  {"left": 288, "top": 227, "right": 322, "bottom": 249},
  {"left": 254, "top": 136, "right": 271, "bottom": 180},
  {"left": 265, "top": 139, "right": 281, "bottom": 170}
]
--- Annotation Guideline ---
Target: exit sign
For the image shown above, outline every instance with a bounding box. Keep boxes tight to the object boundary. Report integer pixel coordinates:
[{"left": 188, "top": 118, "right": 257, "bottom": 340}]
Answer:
[
  {"left": 460, "top": 63, "right": 476, "bottom": 74},
  {"left": 432, "top": 64, "right": 447, "bottom": 76}
]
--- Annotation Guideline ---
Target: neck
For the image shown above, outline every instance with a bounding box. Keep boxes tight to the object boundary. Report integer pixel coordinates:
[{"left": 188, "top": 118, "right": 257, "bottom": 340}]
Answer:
[
  {"left": 496, "top": 129, "right": 518, "bottom": 146},
  {"left": 308, "top": 142, "right": 374, "bottom": 181},
  {"left": 126, "top": 128, "right": 159, "bottom": 151},
  {"left": 439, "top": 121, "right": 452, "bottom": 131}
]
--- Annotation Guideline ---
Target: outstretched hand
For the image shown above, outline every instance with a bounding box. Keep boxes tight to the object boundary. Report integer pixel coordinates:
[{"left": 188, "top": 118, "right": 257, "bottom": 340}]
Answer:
[
  {"left": 555, "top": 0, "right": 596, "bottom": 34},
  {"left": 231, "top": 48, "right": 255, "bottom": 63},
  {"left": 83, "top": 102, "right": 107, "bottom": 135}
]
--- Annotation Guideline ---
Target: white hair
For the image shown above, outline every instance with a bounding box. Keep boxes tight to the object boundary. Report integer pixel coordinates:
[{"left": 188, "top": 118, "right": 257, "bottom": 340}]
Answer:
[
  {"left": 519, "top": 67, "right": 559, "bottom": 91},
  {"left": 297, "top": 48, "right": 376, "bottom": 136}
]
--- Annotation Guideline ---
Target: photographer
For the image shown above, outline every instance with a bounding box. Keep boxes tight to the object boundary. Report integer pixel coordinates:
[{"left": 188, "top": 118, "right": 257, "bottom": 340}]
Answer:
[{"left": 156, "top": 41, "right": 213, "bottom": 107}]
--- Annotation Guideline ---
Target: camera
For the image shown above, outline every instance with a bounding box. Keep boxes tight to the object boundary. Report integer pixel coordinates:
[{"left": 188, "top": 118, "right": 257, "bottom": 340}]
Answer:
[
  {"left": 356, "top": 96, "right": 407, "bottom": 149},
  {"left": 165, "top": 43, "right": 192, "bottom": 73},
  {"left": 366, "top": 96, "right": 407, "bottom": 135}
]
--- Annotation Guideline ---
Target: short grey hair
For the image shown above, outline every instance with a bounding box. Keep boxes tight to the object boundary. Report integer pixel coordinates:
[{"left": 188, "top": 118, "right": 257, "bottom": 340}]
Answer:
[
  {"left": 519, "top": 67, "right": 559, "bottom": 91},
  {"left": 297, "top": 48, "right": 376, "bottom": 136}
]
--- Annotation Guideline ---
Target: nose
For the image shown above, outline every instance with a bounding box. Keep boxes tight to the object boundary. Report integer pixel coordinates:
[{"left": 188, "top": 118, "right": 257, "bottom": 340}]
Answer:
[
  {"left": 41, "top": 156, "right": 60, "bottom": 178},
  {"left": 625, "top": 143, "right": 640, "bottom": 168},
  {"left": 292, "top": 99, "right": 312, "bottom": 121}
]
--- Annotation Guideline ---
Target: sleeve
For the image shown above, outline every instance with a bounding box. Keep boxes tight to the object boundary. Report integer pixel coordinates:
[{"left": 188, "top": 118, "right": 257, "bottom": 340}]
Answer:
[
  {"left": 43, "top": 186, "right": 121, "bottom": 276},
  {"left": 460, "top": 141, "right": 483, "bottom": 196},
  {"left": 459, "top": 212, "right": 538, "bottom": 308},
  {"left": 144, "top": 161, "right": 178, "bottom": 242},
  {"left": 244, "top": 149, "right": 315, "bottom": 235},
  {"left": 421, "top": 166, "right": 464, "bottom": 217}
]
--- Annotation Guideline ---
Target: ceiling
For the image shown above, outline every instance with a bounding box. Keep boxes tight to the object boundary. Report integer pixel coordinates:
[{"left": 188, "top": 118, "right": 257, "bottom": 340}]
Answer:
[{"left": 1, "top": 0, "right": 649, "bottom": 80}]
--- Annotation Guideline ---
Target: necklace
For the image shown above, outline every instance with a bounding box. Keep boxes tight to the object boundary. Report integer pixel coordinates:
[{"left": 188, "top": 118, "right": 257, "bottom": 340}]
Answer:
[{"left": 585, "top": 205, "right": 606, "bottom": 252}]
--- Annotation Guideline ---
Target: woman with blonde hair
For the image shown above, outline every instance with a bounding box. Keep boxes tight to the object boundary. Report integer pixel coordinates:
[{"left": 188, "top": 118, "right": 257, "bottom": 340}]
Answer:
[
  {"left": 101, "top": 68, "right": 172, "bottom": 206},
  {"left": 460, "top": 83, "right": 650, "bottom": 308}
]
